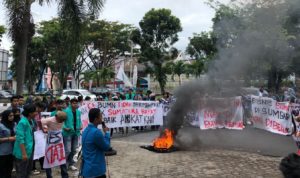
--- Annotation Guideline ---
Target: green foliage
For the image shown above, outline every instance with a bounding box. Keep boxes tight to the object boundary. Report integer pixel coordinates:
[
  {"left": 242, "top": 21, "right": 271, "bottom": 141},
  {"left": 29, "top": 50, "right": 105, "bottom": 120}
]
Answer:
[
  {"left": 189, "top": 59, "right": 205, "bottom": 78},
  {"left": 83, "top": 68, "right": 115, "bottom": 87},
  {"left": 83, "top": 20, "right": 134, "bottom": 68},
  {"left": 38, "top": 19, "right": 82, "bottom": 89},
  {"left": 165, "top": 60, "right": 190, "bottom": 85},
  {"left": 208, "top": 1, "right": 300, "bottom": 92},
  {"left": 131, "top": 8, "right": 182, "bottom": 93},
  {"left": 0, "top": 25, "right": 5, "bottom": 42},
  {"left": 4, "top": 0, "right": 105, "bottom": 94},
  {"left": 186, "top": 32, "right": 217, "bottom": 59}
]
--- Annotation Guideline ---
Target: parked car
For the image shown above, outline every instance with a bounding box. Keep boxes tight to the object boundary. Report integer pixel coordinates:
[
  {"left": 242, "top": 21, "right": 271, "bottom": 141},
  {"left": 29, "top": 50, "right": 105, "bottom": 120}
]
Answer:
[
  {"left": 60, "top": 89, "right": 97, "bottom": 100},
  {"left": 0, "top": 90, "right": 12, "bottom": 99}
]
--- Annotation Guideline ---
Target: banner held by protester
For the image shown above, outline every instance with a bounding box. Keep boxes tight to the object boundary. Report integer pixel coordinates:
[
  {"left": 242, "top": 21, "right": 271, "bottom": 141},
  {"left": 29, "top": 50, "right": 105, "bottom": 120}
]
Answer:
[
  {"left": 199, "top": 96, "right": 244, "bottom": 130},
  {"left": 80, "top": 101, "right": 163, "bottom": 128},
  {"left": 43, "top": 130, "right": 66, "bottom": 168},
  {"left": 250, "top": 95, "right": 293, "bottom": 135}
]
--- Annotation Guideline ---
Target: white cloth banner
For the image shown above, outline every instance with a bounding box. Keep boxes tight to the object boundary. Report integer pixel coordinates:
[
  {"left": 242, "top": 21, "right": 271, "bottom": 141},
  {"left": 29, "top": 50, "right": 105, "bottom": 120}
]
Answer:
[
  {"left": 250, "top": 95, "right": 293, "bottom": 135},
  {"left": 43, "top": 130, "right": 66, "bottom": 168},
  {"left": 80, "top": 101, "right": 163, "bottom": 129},
  {"left": 33, "top": 130, "right": 46, "bottom": 160},
  {"left": 199, "top": 96, "right": 244, "bottom": 130}
]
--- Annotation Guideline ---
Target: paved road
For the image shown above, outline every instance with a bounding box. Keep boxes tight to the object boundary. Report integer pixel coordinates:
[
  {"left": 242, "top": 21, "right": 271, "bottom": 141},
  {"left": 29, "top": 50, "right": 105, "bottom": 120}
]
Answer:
[{"left": 31, "top": 129, "right": 289, "bottom": 178}]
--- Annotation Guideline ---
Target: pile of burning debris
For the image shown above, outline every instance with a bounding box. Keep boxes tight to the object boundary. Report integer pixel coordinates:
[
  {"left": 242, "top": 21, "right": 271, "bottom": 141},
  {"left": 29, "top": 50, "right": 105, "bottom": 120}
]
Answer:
[{"left": 141, "top": 129, "right": 178, "bottom": 153}]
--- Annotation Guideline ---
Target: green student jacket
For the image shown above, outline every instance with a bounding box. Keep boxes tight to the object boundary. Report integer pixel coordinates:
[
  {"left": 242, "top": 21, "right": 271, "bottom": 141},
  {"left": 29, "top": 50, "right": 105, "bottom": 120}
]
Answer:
[
  {"left": 62, "top": 108, "right": 82, "bottom": 137},
  {"left": 13, "top": 117, "right": 34, "bottom": 159}
]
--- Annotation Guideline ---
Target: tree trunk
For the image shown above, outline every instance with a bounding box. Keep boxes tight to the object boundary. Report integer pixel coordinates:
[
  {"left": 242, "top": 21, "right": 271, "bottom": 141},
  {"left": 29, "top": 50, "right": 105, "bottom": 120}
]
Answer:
[
  {"left": 178, "top": 75, "right": 181, "bottom": 85},
  {"left": 16, "top": 3, "right": 31, "bottom": 95}
]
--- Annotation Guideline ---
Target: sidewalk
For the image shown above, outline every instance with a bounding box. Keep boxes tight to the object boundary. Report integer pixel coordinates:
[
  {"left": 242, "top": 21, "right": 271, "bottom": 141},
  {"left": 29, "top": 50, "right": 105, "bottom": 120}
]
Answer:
[{"left": 34, "top": 130, "right": 284, "bottom": 178}]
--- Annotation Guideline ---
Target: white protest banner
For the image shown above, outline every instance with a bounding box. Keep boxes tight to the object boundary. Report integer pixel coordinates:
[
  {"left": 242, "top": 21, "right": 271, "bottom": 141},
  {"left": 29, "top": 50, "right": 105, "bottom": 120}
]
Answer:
[
  {"left": 186, "top": 112, "right": 199, "bottom": 127},
  {"left": 199, "top": 96, "right": 244, "bottom": 130},
  {"left": 80, "top": 101, "right": 163, "bottom": 128},
  {"left": 33, "top": 130, "right": 46, "bottom": 160},
  {"left": 43, "top": 130, "right": 66, "bottom": 168},
  {"left": 250, "top": 95, "right": 293, "bottom": 135},
  {"left": 162, "top": 103, "right": 171, "bottom": 117}
]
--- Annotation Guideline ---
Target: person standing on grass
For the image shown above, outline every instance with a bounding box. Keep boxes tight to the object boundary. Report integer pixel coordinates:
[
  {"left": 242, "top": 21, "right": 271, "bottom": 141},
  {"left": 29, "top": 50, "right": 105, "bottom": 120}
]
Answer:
[
  {"left": 80, "top": 108, "right": 110, "bottom": 178},
  {"left": 63, "top": 98, "right": 82, "bottom": 171},
  {"left": 0, "top": 110, "right": 16, "bottom": 178},
  {"left": 13, "top": 104, "right": 37, "bottom": 178},
  {"left": 41, "top": 111, "right": 69, "bottom": 178}
]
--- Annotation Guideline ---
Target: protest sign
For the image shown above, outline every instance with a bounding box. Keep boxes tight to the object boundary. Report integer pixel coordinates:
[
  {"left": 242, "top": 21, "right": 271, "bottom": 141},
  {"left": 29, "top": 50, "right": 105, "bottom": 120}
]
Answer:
[
  {"left": 33, "top": 130, "right": 46, "bottom": 160},
  {"left": 199, "top": 97, "right": 244, "bottom": 130},
  {"left": 43, "top": 130, "right": 66, "bottom": 168},
  {"left": 250, "top": 95, "right": 293, "bottom": 135},
  {"left": 80, "top": 101, "right": 163, "bottom": 128}
]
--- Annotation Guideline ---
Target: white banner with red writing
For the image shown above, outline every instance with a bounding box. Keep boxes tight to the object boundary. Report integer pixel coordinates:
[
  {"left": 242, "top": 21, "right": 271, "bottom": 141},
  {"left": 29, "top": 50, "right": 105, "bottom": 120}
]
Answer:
[
  {"left": 80, "top": 101, "right": 164, "bottom": 129},
  {"left": 199, "top": 96, "right": 244, "bottom": 130},
  {"left": 43, "top": 130, "right": 66, "bottom": 168},
  {"left": 250, "top": 95, "right": 293, "bottom": 135}
]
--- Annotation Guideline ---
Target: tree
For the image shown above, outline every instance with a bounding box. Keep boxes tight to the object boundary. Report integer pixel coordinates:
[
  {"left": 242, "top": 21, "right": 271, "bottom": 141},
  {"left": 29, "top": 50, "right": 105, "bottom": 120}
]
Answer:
[
  {"left": 208, "top": 1, "right": 295, "bottom": 92},
  {"left": 83, "top": 68, "right": 115, "bottom": 87},
  {"left": 165, "top": 61, "right": 189, "bottom": 85},
  {"left": 188, "top": 59, "right": 205, "bottom": 78},
  {"left": 131, "top": 8, "right": 182, "bottom": 93},
  {"left": 0, "top": 25, "right": 5, "bottom": 45},
  {"left": 4, "top": 0, "right": 105, "bottom": 94},
  {"left": 81, "top": 20, "right": 134, "bottom": 70},
  {"left": 186, "top": 32, "right": 217, "bottom": 60},
  {"left": 4, "top": 0, "right": 34, "bottom": 94}
]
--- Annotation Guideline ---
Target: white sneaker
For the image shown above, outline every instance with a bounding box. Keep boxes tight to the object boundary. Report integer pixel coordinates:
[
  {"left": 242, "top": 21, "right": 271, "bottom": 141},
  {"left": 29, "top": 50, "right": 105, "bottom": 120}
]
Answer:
[
  {"left": 69, "top": 165, "right": 78, "bottom": 171},
  {"left": 32, "top": 170, "right": 40, "bottom": 175},
  {"left": 73, "top": 157, "right": 78, "bottom": 163}
]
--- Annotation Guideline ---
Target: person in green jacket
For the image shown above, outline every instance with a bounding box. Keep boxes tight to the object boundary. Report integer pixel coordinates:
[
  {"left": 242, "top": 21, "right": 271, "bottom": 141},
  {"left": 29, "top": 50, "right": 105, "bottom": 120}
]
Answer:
[
  {"left": 125, "top": 88, "right": 135, "bottom": 100},
  {"left": 13, "top": 104, "right": 37, "bottom": 178},
  {"left": 63, "top": 98, "right": 82, "bottom": 171}
]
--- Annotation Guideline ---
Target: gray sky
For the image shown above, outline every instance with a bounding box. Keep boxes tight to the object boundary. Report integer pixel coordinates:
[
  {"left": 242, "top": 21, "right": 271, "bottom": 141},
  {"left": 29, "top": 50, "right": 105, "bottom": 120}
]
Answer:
[{"left": 0, "top": 0, "right": 230, "bottom": 51}]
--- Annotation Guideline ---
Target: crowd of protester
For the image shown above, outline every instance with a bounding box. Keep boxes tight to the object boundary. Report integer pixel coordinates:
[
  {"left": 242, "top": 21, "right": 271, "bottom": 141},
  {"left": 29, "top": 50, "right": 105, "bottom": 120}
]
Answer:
[{"left": 0, "top": 89, "right": 173, "bottom": 178}]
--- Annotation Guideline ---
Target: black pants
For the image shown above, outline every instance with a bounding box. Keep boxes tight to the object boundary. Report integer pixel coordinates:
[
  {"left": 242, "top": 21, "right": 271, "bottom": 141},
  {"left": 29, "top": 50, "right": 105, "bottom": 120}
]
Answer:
[
  {"left": 32, "top": 157, "right": 44, "bottom": 170},
  {"left": 84, "top": 175, "right": 106, "bottom": 178},
  {"left": 0, "top": 154, "right": 14, "bottom": 178}
]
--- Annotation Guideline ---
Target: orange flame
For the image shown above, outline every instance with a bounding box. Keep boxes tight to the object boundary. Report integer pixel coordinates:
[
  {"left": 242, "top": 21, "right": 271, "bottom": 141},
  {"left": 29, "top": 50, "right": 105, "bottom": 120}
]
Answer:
[{"left": 153, "top": 129, "right": 174, "bottom": 149}]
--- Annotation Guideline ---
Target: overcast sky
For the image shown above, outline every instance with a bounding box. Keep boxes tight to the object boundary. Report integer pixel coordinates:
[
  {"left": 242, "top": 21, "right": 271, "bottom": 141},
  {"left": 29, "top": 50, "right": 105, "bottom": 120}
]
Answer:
[{"left": 0, "top": 0, "right": 230, "bottom": 51}]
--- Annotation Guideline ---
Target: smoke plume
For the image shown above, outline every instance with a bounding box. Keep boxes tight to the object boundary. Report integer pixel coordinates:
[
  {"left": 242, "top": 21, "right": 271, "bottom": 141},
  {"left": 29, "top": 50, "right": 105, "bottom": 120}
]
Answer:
[{"left": 165, "top": 0, "right": 300, "bottom": 153}]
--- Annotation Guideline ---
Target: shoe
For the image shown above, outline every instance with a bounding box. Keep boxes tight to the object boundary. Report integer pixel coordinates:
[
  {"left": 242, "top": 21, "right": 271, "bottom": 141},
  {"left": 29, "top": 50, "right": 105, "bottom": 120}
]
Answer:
[
  {"left": 69, "top": 165, "right": 78, "bottom": 171},
  {"left": 32, "top": 170, "right": 40, "bottom": 175}
]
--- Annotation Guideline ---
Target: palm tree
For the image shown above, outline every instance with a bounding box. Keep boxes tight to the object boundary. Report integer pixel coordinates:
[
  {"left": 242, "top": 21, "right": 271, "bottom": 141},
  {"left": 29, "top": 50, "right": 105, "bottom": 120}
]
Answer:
[
  {"left": 189, "top": 59, "right": 205, "bottom": 78},
  {"left": 4, "top": 0, "right": 105, "bottom": 94},
  {"left": 83, "top": 68, "right": 115, "bottom": 87},
  {"left": 165, "top": 60, "right": 188, "bottom": 85},
  {"left": 4, "top": 0, "right": 34, "bottom": 94}
]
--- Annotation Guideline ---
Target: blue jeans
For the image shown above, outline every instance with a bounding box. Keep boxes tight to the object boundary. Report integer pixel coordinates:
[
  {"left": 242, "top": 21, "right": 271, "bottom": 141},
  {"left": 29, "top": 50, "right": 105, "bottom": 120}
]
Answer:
[
  {"left": 63, "top": 135, "right": 79, "bottom": 166},
  {"left": 45, "top": 164, "right": 68, "bottom": 178}
]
